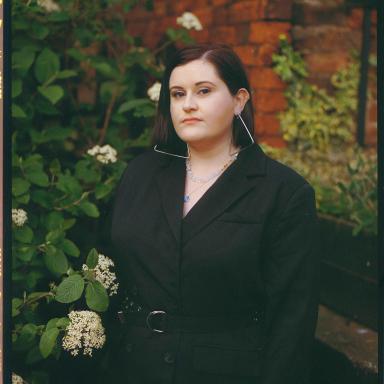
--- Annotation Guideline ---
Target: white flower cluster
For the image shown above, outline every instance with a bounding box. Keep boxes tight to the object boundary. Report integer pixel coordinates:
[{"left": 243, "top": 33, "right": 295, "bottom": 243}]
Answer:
[
  {"left": 82, "top": 254, "right": 119, "bottom": 296},
  {"left": 87, "top": 144, "right": 117, "bottom": 164},
  {"left": 176, "top": 12, "right": 203, "bottom": 31},
  {"left": 12, "top": 209, "right": 28, "bottom": 227},
  {"left": 62, "top": 310, "right": 106, "bottom": 357},
  {"left": 147, "top": 82, "right": 161, "bottom": 102},
  {"left": 12, "top": 373, "right": 24, "bottom": 384},
  {"left": 37, "top": 0, "right": 61, "bottom": 12}
]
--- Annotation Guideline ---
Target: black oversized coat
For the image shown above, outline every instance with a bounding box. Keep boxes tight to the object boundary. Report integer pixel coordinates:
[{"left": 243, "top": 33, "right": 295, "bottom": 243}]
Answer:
[{"left": 110, "top": 143, "right": 319, "bottom": 384}]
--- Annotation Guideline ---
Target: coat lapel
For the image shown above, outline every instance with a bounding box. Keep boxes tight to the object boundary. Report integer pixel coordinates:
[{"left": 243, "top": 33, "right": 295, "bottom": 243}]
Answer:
[
  {"left": 181, "top": 143, "right": 267, "bottom": 244},
  {"left": 154, "top": 143, "right": 268, "bottom": 246},
  {"left": 154, "top": 155, "right": 186, "bottom": 244}
]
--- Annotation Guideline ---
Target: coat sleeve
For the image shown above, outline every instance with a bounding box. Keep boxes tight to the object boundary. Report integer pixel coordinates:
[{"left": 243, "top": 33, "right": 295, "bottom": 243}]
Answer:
[{"left": 260, "top": 182, "right": 320, "bottom": 384}]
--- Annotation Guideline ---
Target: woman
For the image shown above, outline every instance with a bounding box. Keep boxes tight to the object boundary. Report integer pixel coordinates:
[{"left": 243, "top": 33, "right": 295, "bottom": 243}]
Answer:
[{"left": 110, "top": 43, "right": 319, "bottom": 384}]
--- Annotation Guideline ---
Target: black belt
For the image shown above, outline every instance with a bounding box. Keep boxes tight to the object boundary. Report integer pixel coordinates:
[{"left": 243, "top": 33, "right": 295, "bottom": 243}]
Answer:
[{"left": 117, "top": 309, "right": 263, "bottom": 333}]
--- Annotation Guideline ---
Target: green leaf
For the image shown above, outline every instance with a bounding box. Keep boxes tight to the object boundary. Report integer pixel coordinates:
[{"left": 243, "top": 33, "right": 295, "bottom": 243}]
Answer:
[
  {"left": 117, "top": 98, "right": 152, "bottom": 114},
  {"left": 45, "top": 318, "right": 59, "bottom": 331},
  {"left": 12, "top": 103, "right": 27, "bottom": 118},
  {"left": 38, "top": 85, "right": 64, "bottom": 105},
  {"left": 24, "top": 169, "right": 49, "bottom": 187},
  {"left": 85, "top": 280, "right": 109, "bottom": 312},
  {"left": 15, "top": 245, "right": 36, "bottom": 262},
  {"left": 34, "top": 48, "right": 60, "bottom": 84},
  {"left": 94, "top": 183, "right": 113, "bottom": 199},
  {"left": 62, "top": 218, "right": 76, "bottom": 230},
  {"left": 56, "top": 317, "right": 70, "bottom": 329},
  {"left": 45, "top": 211, "right": 64, "bottom": 231},
  {"left": 75, "top": 160, "right": 101, "bottom": 184},
  {"left": 56, "top": 70, "right": 77, "bottom": 79},
  {"left": 31, "top": 189, "right": 54, "bottom": 209},
  {"left": 30, "top": 23, "right": 50, "bottom": 40},
  {"left": 86, "top": 248, "right": 99, "bottom": 269},
  {"left": 12, "top": 79, "right": 22, "bottom": 98},
  {"left": 12, "top": 298, "right": 23, "bottom": 317},
  {"left": 14, "top": 226, "right": 34, "bottom": 243},
  {"left": 79, "top": 201, "right": 100, "bottom": 218},
  {"left": 56, "top": 173, "right": 82, "bottom": 197},
  {"left": 66, "top": 47, "right": 86, "bottom": 61},
  {"left": 49, "top": 159, "right": 61, "bottom": 175},
  {"left": 12, "top": 48, "right": 35, "bottom": 73},
  {"left": 13, "top": 323, "right": 38, "bottom": 351},
  {"left": 45, "top": 229, "right": 65, "bottom": 244},
  {"left": 55, "top": 274, "right": 85, "bottom": 303},
  {"left": 39, "top": 327, "right": 60, "bottom": 358},
  {"left": 44, "top": 245, "right": 68, "bottom": 276},
  {"left": 12, "top": 177, "right": 31, "bottom": 196},
  {"left": 15, "top": 193, "right": 30, "bottom": 204},
  {"left": 61, "top": 239, "right": 80, "bottom": 257}
]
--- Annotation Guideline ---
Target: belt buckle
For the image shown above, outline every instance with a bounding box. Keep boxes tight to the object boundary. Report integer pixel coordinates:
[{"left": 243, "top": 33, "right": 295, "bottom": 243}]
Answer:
[{"left": 146, "top": 310, "right": 167, "bottom": 333}]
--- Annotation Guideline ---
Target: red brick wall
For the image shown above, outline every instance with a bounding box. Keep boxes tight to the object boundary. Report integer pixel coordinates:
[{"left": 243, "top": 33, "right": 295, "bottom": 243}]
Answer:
[
  {"left": 122, "top": 0, "right": 377, "bottom": 148},
  {"left": 292, "top": 1, "right": 377, "bottom": 147}
]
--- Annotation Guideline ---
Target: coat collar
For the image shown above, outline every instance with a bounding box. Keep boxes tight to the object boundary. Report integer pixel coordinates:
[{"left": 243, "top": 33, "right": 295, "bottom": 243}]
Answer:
[{"left": 154, "top": 143, "right": 268, "bottom": 245}]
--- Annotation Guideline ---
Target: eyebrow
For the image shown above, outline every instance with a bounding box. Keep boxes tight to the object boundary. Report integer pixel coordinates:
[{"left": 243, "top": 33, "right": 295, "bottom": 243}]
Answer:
[{"left": 169, "top": 81, "right": 216, "bottom": 90}]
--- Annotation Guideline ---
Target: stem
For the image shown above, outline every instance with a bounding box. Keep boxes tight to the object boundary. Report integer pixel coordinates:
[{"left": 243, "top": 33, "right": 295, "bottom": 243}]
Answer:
[
  {"left": 98, "top": 87, "right": 118, "bottom": 146},
  {"left": 17, "top": 292, "right": 54, "bottom": 311}
]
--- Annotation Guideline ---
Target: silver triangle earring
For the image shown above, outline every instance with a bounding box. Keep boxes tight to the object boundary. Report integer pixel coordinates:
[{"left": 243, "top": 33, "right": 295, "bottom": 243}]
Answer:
[
  {"left": 236, "top": 113, "right": 255, "bottom": 145},
  {"left": 153, "top": 143, "right": 190, "bottom": 159}
]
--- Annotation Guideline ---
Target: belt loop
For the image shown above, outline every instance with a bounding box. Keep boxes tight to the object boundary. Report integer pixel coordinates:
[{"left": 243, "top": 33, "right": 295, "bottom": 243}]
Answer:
[{"left": 117, "top": 310, "right": 126, "bottom": 324}]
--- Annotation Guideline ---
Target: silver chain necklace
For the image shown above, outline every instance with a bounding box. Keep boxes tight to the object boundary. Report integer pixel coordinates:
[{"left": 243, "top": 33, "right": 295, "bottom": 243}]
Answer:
[
  {"left": 184, "top": 154, "right": 238, "bottom": 203},
  {"left": 185, "top": 153, "right": 238, "bottom": 184}
]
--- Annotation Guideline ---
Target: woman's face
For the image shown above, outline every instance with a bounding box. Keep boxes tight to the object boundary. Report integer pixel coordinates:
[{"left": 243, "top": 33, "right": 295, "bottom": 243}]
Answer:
[{"left": 169, "top": 59, "right": 239, "bottom": 148}]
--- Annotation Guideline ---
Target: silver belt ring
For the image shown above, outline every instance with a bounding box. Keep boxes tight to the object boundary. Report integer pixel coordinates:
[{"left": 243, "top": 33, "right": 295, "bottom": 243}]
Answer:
[{"left": 146, "top": 310, "right": 167, "bottom": 333}]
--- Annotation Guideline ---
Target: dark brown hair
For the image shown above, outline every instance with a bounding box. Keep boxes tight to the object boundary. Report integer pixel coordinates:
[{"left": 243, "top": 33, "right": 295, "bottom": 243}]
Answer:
[{"left": 151, "top": 43, "right": 256, "bottom": 154}]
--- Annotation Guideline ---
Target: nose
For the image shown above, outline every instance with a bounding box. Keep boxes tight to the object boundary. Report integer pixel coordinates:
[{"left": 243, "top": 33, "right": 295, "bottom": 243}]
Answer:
[{"left": 182, "top": 92, "right": 198, "bottom": 112}]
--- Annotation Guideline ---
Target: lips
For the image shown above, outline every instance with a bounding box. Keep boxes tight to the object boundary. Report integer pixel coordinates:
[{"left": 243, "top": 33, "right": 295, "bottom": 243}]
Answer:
[{"left": 182, "top": 118, "right": 202, "bottom": 123}]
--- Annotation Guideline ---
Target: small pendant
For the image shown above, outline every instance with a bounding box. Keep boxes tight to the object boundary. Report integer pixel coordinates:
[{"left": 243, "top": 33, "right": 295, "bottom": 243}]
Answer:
[{"left": 184, "top": 195, "right": 190, "bottom": 203}]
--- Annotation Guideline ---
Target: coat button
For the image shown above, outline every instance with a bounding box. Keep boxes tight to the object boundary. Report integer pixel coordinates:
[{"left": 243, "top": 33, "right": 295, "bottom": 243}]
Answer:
[
  {"left": 163, "top": 351, "right": 175, "bottom": 364},
  {"left": 125, "top": 343, "right": 133, "bottom": 353}
]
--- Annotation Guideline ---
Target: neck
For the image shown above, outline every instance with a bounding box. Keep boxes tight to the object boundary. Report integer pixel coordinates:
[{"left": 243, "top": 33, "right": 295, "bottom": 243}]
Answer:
[{"left": 187, "top": 139, "right": 239, "bottom": 175}]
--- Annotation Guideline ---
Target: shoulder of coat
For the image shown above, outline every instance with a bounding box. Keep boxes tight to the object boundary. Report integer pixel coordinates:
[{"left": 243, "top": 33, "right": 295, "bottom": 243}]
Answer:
[{"left": 265, "top": 156, "right": 313, "bottom": 194}]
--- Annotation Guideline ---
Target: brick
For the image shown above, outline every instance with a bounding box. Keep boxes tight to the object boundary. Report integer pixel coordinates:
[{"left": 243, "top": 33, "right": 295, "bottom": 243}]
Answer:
[
  {"left": 292, "top": 26, "right": 361, "bottom": 53},
  {"left": 255, "top": 114, "right": 281, "bottom": 136},
  {"left": 211, "top": 26, "right": 237, "bottom": 45},
  {"left": 211, "top": 0, "right": 230, "bottom": 5},
  {"left": 236, "top": 44, "right": 277, "bottom": 67},
  {"left": 292, "top": 3, "right": 346, "bottom": 26},
  {"left": 189, "top": 29, "right": 210, "bottom": 43},
  {"left": 266, "top": 0, "right": 293, "bottom": 20},
  {"left": 234, "top": 45, "right": 258, "bottom": 66},
  {"left": 228, "top": 1, "right": 266, "bottom": 24},
  {"left": 254, "top": 43, "right": 278, "bottom": 66},
  {"left": 213, "top": 6, "right": 229, "bottom": 25},
  {"left": 367, "top": 101, "right": 377, "bottom": 122},
  {"left": 365, "top": 122, "right": 377, "bottom": 147},
  {"left": 126, "top": 21, "right": 149, "bottom": 37},
  {"left": 253, "top": 90, "right": 287, "bottom": 113},
  {"left": 170, "top": 0, "right": 211, "bottom": 14},
  {"left": 249, "top": 67, "right": 286, "bottom": 90},
  {"left": 305, "top": 52, "right": 350, "bottom": 76},
  {"left": 193, "top": 7, "right": 214, "bottom": 28},
  {"left": 259, "top": 136, "right": 287, "bottom": 148},
  {"left": 347, "top": 8, "right": 363, "bottom": 29},
  {"left": 154, "top": 1, "right": 167, "bottom": 16},
  {"left": 249, "top": 22, "right": 291, "bottom": 44},
  {"left": 371, "top": 10, "right": 377, "bottom": 25}
]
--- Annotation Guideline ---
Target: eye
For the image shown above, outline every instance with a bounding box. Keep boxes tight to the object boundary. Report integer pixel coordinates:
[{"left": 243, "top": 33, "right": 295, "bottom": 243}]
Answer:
[
  {"left": 198, "top": 88, "right": 210, "bottom": 95},
  {"left": 171, "top": 91, "right": 184, "bottom": 98}
]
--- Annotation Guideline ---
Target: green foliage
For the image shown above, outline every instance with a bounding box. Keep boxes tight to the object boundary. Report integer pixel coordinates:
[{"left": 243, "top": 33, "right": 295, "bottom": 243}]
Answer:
[
  {"left": 272, "top": 35, "right": 359, "bottom": 151},
  {"left": 269, "top": 36, "right": 377, "bottom": 236},
  {"left": 12, "top": 0, "right": 200, "bottom": 382}
]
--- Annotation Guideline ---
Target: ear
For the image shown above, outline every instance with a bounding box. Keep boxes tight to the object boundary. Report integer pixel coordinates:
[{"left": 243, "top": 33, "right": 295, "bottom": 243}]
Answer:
[{"left": 233, "top": 88, "right": 250, "bottom": 115}]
